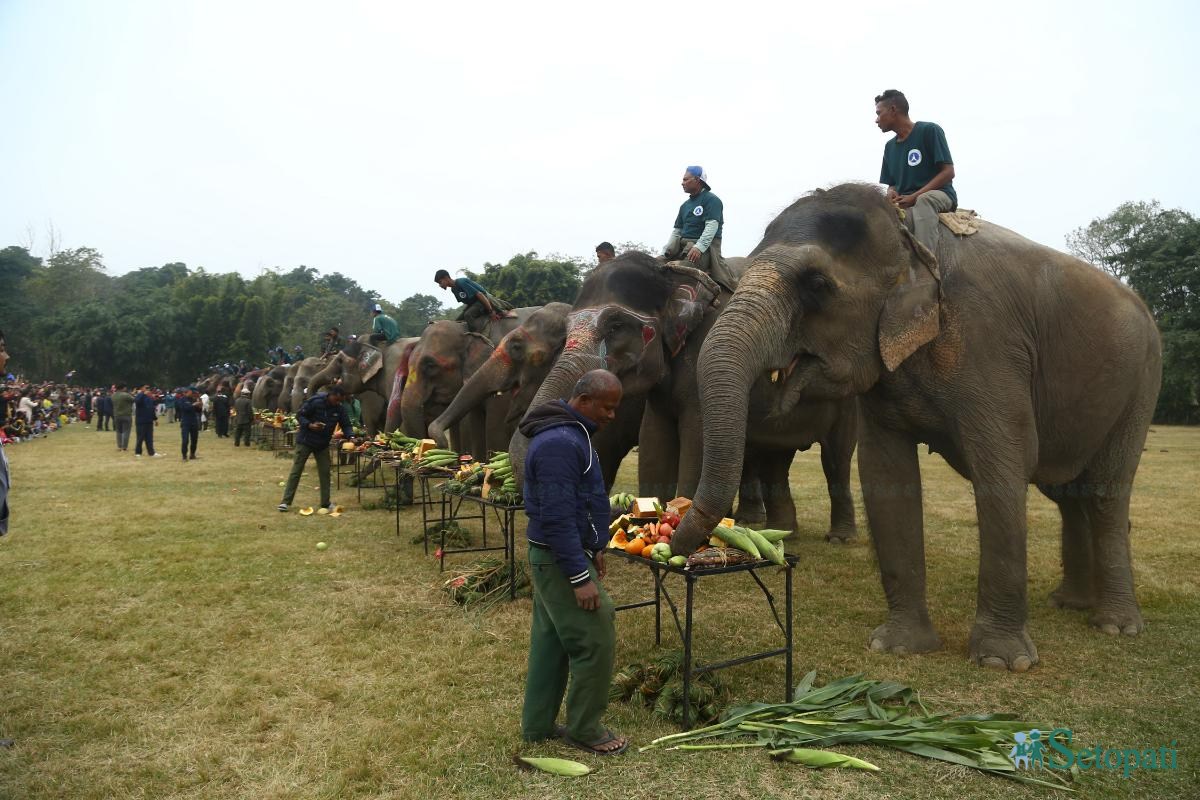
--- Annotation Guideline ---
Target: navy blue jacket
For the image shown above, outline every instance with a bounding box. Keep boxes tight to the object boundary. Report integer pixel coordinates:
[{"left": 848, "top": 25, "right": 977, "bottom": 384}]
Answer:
[
  {"left": 296, "top": 393, "right": 352, "bottom": 450},
  {"left": 519, "top": 400, "right": 609, "bottom": 586},
  {"left": 134, "top": 392, "right": 158, "bottom": 424},
  {"left": 176, "top": 394, "right": 203, "bottom": 428},
  {"left": 99, "top": 395, "right": 113, "bottom": 415}
]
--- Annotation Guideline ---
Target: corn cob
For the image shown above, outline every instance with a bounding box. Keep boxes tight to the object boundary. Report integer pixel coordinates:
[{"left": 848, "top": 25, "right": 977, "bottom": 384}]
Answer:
[
  {"left": 743, "top": 527, "right": 785, "bottom": 566},
  {"left": 711, "top": 526, "right": 761, "bottom": 559}
]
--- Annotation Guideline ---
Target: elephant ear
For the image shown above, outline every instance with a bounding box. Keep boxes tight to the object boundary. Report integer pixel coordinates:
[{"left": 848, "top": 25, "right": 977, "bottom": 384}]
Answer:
[
  {"left": 878, "top": 226, "right": 943, "bottom": 372},
  {"left": 463, "top": 331, "right": 496, "bottom": 372}
]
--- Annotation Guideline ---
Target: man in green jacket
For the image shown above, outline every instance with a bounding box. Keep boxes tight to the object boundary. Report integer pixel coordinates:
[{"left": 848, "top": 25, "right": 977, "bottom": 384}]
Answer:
[
  {"left": 663, "top": 166, "right": 736, "bottom": 288},
  {"left": 368, "top": 304, "right": 401, "bottom": 345},
  {"left": 111, "top": 383, "right": 134, "bottom": 451}
]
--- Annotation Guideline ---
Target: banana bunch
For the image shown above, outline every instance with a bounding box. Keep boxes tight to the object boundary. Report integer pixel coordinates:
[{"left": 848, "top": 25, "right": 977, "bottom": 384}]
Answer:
[
  {"left": 417, "top": 448, "right": 460, "bottom": 471},
  {"left": 609, "top": 492, "right": 636, "bottom": 511},
  {"left": 484, "top": 451, "right": 517, "bottom": 495}
]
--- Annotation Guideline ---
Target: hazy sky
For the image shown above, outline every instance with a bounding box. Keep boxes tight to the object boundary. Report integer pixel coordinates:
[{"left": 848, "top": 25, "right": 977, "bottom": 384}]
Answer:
[{"left": 2, "top": 0, "right": 1196, "bottom": 303}]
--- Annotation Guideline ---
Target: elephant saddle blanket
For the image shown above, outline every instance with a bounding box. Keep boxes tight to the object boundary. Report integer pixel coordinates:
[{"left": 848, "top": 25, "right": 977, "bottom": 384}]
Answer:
[
  {"left": 357, "top": 344, "right": 384, "bottom": 382},
  {"left": 937, "top": 208, "right": 980, "bottom": 236}
]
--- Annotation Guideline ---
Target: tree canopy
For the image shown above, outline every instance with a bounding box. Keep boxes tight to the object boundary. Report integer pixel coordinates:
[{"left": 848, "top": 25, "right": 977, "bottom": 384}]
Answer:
[
  {"left": 462, "top": 251, "right": 583, "bottom": 307},
  {"left": 1068, "top": 201, "right": 1200, "bottom": 424}
]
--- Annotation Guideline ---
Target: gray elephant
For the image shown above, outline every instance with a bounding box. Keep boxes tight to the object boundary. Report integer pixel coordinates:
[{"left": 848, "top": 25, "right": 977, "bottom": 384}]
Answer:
[
  {"left": 251, "top": 365, "right": 288, "bottom": 410},
  {"left": 672, "top": 183, "right": 1162, "bottom": 671},
  {"left": 398, "top": 312, "right": 537, "bottom": 457},
  {"left": 287, "top": 356, "right": 332, "bottom": 412},
  {"left": 307, "top": 336, "right": 418, "bottom": 433},
  {"left": 507, "top": 252, "right": 857, "bottom": 535}
]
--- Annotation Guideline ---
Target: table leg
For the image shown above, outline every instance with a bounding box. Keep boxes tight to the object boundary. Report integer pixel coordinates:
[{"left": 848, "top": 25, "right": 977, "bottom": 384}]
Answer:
[
  {"left": 785, "top": 561, "right": 794, "bottom": 702},
  {"left": 682, "top": 574, "right": 695, "bottom": 730},
  {"left": 507, "top": 509, "right": 516, "bottom": 600},
  {"left": 654, "top": 566, "right": 662, "bottom": 646}
]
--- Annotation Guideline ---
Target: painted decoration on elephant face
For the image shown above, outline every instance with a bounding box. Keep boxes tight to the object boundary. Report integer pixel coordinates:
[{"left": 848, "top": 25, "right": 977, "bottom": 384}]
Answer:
[{"left": 564, "top": 306, "right": 656, "bottom": 353}]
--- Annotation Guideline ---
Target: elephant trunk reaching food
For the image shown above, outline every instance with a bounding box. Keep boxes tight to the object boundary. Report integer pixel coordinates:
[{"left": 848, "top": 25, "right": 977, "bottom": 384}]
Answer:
[
  {"left": 672, "top": 274, "right": 794, "bottom": 554},
  {"left": 428, "top": 353, "right": 510, "bottom": 448}
]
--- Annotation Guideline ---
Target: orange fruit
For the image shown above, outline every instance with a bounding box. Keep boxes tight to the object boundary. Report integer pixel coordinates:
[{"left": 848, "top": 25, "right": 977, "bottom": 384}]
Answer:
[{"left": 625, "top": 538, "right": 645, "bottom": 556}]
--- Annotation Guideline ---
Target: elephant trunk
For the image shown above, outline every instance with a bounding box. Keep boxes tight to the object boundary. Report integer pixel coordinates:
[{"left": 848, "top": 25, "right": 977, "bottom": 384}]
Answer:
[
  {"left": 429, "top": 355, "right": 512, "bottom": 447},
  {"left": 400, "top": 377, "right": 427, "bottom": 440},
  {"left": 508, "top": 349, "right": 606, "bottom": 489},
  {"left": 672, "top": 274, "right": 792, "bottom": 554},
  {"left": 308, "top": 358, "right": 341, "bottom": 395}
]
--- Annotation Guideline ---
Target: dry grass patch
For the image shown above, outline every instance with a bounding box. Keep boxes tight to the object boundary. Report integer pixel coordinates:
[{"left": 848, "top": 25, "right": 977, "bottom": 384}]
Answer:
[{"left": 1, "top": 424, "right": 1197, "bottom": 799}]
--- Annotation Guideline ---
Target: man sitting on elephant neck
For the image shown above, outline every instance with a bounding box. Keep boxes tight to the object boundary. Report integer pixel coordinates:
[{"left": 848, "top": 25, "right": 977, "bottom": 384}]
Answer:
[
  {"left": 368, "top": 304, "right": 401, "bottom": 345},
  {"left": 321, "top": 326, "right": 344, "bottom": 357},
  {"left": 434, "top": 269, "right": 514, "bottom": 333},
  {"left": 663, "top": 166, "right": 736, "bottom": 285},
  {"left": 875, "top": 89, "right": 957, "bottom": 255}
]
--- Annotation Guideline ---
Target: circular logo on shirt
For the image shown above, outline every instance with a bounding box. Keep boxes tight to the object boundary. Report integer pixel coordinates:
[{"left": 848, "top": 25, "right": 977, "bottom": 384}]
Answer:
[
  {"left": 692, "top": 205, "right": 704, "bottom": 216},
  {"left": 907, "top": 149, "right": 923, "bottom": 167}
]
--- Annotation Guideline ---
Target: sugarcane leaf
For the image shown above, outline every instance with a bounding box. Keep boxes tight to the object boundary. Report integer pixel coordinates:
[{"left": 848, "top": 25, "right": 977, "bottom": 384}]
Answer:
[
  {"left": 770, "top": 747, "right": 881, "bottom": 771},
  {"left": 889, "top": 742, "right": 994, "bottom": 769},
  {"left": 792, "top": 670, "right": 817, "bottom": 700}
]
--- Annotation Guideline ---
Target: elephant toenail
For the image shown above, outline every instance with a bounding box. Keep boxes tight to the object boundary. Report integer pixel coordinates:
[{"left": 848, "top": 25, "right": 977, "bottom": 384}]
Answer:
[
  {"left": 1099, "top": 623, "right": 1120, "bottom": 636},
  {"left": 869, "top": 639, "right": 885, "bottom": 652},
  {"left": 980, "top": 656, "right": 1007, "bottom": 670},
  {"left": 1122, "top": 624, "right": 1141, "bottom": 636},
  {"left": 1011, "top": 656, "right": 1032, "bottom": 673}
]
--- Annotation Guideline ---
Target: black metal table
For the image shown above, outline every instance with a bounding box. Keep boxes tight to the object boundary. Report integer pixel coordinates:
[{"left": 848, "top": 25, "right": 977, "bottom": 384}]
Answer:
[
  {"left": 606, "top": 548, "right": 796, "bottom": 729},
  {"left": 353, "top": 451, "right": 393, "bottom": 504},
  {"left": 434, "top": 490, "right": 522, "bottom": 600}
]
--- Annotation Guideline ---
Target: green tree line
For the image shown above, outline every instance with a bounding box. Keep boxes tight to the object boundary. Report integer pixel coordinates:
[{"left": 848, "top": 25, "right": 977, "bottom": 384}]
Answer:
[
  {"left": 1068, "top": 200, "right": 1200, "bottom": 424},
  {"left": 0, "top": 248, "right": 594, "bottom": 388}
]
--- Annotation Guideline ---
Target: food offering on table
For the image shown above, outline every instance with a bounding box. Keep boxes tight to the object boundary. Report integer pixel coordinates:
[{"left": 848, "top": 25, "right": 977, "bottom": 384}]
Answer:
[
  {"left": 607, "top": 496, "right": 792, "bottom": 570},
  {"left": 440, "top": 450, "right": 520, "bottom": 504},
  {"left": 268, "top": 412, "right": 298, "bottom": 430},
  {"left": 609, "top": 492, "right": 636, "bottom": 514}
]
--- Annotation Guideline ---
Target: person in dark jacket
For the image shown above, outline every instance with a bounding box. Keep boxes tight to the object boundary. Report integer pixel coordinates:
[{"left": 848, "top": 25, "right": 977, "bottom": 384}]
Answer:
[
  {"left": 1, "top": 330, "right": 11, "bottom": 536},
  {"left": 133, "top": 386, "right": 161, "bottom": 457},
  {"left": 211, "top": 387, "right": 232, "bottom": 438},
  {"left": 176, "top": 387, "right": 203, "bottom": 461},
  {"left": 277, "top": 385, "right": 352, "bottom": 513},
  {"left": 518, "top": 369, "right": 627, "bottom": 755},
  {"left": 96, "top": 392, "right": 114, "bottom": 431},
  {"left": 233, "top": 388, "right": 254, "bottom": 447}
]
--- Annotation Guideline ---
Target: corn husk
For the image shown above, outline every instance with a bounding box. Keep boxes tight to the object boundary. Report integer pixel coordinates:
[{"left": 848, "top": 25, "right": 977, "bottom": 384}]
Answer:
[{"left": 514, "top": 756, "right": 591, "bottom": 776}]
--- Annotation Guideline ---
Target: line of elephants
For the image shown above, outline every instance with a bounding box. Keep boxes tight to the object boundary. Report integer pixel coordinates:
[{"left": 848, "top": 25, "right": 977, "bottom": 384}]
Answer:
[{"left": 206, "top": 183, "right": 1163, "bottom": 673}]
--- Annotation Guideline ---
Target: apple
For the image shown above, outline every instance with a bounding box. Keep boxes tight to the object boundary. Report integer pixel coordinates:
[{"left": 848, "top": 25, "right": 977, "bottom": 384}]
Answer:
[{"left": 658, "top": 522, "right": 675, "bottom": 539}]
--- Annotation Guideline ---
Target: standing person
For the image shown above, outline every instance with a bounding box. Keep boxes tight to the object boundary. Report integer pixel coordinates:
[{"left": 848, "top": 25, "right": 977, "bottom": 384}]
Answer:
[
  {"left": 233, "top": 387, "right": 254, "bottom": 447},
  {"left": 97, "top": 391, "right": 114, "bottom": 431},
  {"left": 662, "top": 165, "right": 735, "bottom": 287},
  {"left": 874, "top": 88, "right": 957, "bottom": 254},
  {"left": 17, "top": 391, "right": 36, "bottom": 424},
  {"left": 176, "top": 387, "right": 203, "bottom": 461},
  {"left": 517, "top": 370, "right": 628, "bottom": 755},
  {"left": 211, "top": 386, "right": 231, "bottom": 438},
  {"left": 133, "top": 386, "right": 161, "bottom": 458},
  {"left": 199, "top": 390, "right": 211, "bottom": 432},
  {"left": 367, "top": 304, "right": 401, "bottom": 345},
  {"left": 1, "top": 330, "right": 12, "bottom": 538},
  {"left": 111, "top": 383, "right": 134, "bottom": 452},
  {"left": 434, "top": 270, "right": 514, "bottom": 333},
  {"left": 277, "top": 385, "right": 352, "bottom": 513},
  {"left": 595, "top": 242, "right": 616, "bottom": 264}
]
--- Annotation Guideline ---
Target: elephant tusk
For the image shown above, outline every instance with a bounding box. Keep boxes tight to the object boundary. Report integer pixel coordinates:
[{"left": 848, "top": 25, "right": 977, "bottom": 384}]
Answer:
[{"left": 770, "top": 369, "right": 781, "bottom": 383}]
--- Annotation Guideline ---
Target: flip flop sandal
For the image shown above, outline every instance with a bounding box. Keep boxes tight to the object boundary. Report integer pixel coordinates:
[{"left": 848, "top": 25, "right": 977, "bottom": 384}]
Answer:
[{"left": 563, "top": 728, "right": 629, "bottom": 756}]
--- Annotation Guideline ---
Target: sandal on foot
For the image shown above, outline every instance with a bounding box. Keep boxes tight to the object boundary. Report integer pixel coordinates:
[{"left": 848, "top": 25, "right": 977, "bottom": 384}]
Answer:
[{"left": 563, "top": 728, "right": 629, "bottom": 756}]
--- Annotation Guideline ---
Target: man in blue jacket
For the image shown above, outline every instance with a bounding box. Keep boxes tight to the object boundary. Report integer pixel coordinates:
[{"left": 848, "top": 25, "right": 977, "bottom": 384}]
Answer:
[
  {"left": 175, "top": 387, "right": 203, "bottom": 461},
  {"left": 278, "top": 384, "right": 352, "bottom": 513},
  {"left": 518, "top": 369, "right": 627, "bottom": 756},
  {"left": 133, "top": 386, "right": 161, "bottom": 458}
]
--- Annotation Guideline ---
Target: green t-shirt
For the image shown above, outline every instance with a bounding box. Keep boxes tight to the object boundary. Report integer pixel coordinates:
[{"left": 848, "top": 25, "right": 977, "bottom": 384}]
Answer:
[
  {"left": 880, "top": 121, "right": 956, "bottom": 209},
  {"left": 111, "top": 391, "right": 134, "bottom": 418},
  {"left": 372, "top": 313, "right": 401, "bottom": 343},
  {"left": 674, "top": 189, "right": 724, "bottom": 240}
]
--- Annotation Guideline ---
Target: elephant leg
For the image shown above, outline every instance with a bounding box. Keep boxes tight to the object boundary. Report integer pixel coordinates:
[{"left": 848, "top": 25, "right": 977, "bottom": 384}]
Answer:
[
  {"left": 733, "top": 457, "right": 766, "bottom": 526},
  {"left": 761, "top": 449, "right": 798, "bottom": 532},
  {"left": 858, "top": 415, "right": 942, "bottom": 656},
  {"left": 820, "top": 410, "right": 858, "bottom": 542},
  {"left": 1038, "top": 483, "right": 1094, "bottom": 610},
  {"left": 964, "top": 433, "right": 1038, "bottom": 673},
  {"left": 637, "top": 399, "right": 679, "bottom": 500}
]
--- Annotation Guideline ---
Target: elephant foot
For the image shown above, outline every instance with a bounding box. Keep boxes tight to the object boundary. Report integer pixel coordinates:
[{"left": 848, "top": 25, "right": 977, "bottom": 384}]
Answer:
[
  {"left": 868, "top": 616, "right": 942, "bottom": 656},
  {"left": 968, "top": 624, "right": 1039, "bottom": 672},
  {"left": 1089, "top": 604, "right": 1144, "bottom": 637},
  {"left": 824, "top": 524, "right": 857, "bottom": 544},
  {"left": 1049, "top": 583, "right": 1093, "bottom": 610},
  {"left": 734, "top": 507, "right": 766, "bottom": 526}
]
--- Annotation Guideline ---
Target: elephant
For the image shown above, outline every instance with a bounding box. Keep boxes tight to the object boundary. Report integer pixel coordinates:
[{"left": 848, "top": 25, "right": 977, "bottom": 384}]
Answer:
[
  {"left": 251, "top": 365, "right": 288, "bottom": 410},
  {"left": 398, "top": 312, "right": 537, "bottom": 457},
  {"left": 307, "top": 336, "right": 419, "bottom": 433},
  {"left": 287, "top": 356, "right": 332, "bottom": 412},
  {"left": 427, "top": 303, "right": 572, "bottom": 448},
  {"left": 508, "top": 252, "right": 857, "bottom": 535},
  {"left": 672, "top": 182, "right": 1162, "bottom": 671}
]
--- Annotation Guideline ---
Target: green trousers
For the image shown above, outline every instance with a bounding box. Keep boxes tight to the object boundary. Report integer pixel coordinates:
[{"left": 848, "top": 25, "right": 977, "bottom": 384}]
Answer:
[
  {"left": 281, "top": 442, "right": 331, "bottom": 507},
  {"left": 521, "top": 545, "right": 616, "bottom": 743}
]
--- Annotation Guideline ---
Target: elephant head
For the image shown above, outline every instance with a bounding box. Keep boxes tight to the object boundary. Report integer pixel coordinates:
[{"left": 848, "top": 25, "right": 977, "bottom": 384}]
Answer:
[
  {"left": 288, "top": 357, "right": 331, "bottom": 411},
  {"left": 508, "top": 252, "right": 721, "bottom": 484},
  {"left": 398, "top": 320, "right": 495, "bottom": 443},
  {"left": 427, "top": 302, "right": 571, "bottom": 447},
  {"left": 251, "top": 365, "right": 288, "bottom": 411},
  {"left": 672, "top": 183, "right": 942, "bottom": 552}
]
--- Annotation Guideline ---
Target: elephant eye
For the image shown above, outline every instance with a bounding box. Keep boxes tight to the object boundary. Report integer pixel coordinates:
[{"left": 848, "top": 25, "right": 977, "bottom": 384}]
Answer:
[{"left": 798, "top": 269, "right": 834, "bottom": 312}]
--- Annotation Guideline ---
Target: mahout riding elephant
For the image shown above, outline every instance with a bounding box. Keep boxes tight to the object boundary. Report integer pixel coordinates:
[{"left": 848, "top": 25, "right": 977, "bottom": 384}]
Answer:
[
  {"left": 671, "top": 183, "right": 1162, "bottom": 671},
  {"left": 307, "top": 336, "right": 418, "bottom": 433},
  {"left": 251, "top": 365, "right": 288, "bottom": 410},
  {"left": 508, "top": 252, "right": 858, "bottom": 534},
  {"left": 398, "top": 311, "right": 535, "bottom": 457}
]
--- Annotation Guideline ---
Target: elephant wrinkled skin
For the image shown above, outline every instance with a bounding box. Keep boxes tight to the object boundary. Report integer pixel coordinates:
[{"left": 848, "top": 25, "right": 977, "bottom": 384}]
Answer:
[{"left": 673, "top": 183, "right": 1161, "bottom": 671}]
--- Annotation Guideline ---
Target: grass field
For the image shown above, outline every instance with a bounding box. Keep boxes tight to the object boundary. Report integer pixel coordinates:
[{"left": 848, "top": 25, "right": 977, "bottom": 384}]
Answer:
[{"left": 1, "top": 422, "right": 1197, "bottom": 799}]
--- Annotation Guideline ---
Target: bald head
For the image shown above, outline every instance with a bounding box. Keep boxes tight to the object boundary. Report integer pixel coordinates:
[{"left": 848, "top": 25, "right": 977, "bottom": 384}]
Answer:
[{"left": 568, "top": 369, "right": 622, "bottom": 430}]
